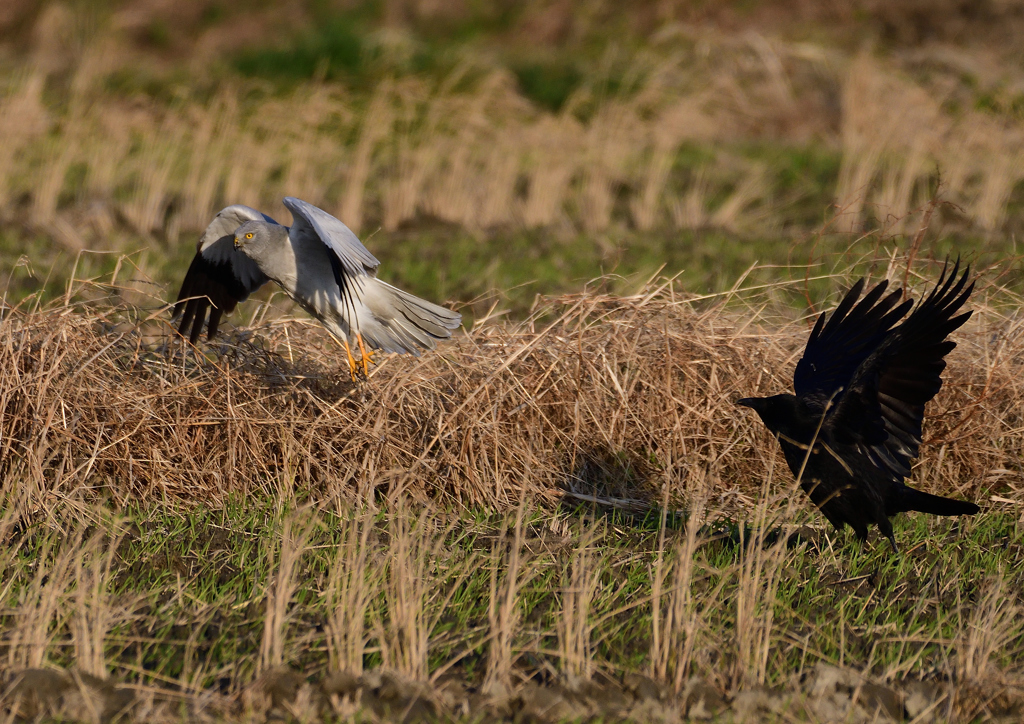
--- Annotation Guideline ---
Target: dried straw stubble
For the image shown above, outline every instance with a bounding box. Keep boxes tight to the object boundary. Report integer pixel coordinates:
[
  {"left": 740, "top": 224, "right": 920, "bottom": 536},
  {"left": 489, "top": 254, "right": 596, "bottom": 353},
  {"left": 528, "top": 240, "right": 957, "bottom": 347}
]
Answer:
[{"left": 0, "top": 270, "right": 1011, "bottom": 525}]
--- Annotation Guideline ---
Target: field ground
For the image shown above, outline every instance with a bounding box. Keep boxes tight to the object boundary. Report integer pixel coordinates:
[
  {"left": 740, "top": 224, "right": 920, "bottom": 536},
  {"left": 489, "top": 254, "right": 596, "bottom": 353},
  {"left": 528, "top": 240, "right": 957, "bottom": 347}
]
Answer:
[
  {"left": 0, "top": 251, "right": 1022, "bottom": 721},
  {"left": 2, "top": 2, "right": 1024, "bottom": 721}
]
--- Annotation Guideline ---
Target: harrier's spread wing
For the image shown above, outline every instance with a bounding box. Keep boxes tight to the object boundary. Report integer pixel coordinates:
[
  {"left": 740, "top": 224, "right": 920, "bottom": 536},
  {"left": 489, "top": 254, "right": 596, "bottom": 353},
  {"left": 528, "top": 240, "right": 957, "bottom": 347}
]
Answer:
[
  {"left": 283, "top": 196, "right": 379, "bottom": 280},
  {"left": 173, "top": 205, "right": 276, "bottom": 343},
  {"left": 280, "top": 197, "right": 460, "bottom": 358}
]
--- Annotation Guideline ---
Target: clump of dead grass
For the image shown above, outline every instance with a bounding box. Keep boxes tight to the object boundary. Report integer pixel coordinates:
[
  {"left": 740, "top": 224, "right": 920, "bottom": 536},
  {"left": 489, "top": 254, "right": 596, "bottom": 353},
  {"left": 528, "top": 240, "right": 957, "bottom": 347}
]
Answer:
[
  {"left": 0, "top": 257, "right": 1018, "bottom": 521},
  {"left": 837, "top": 51, "right": 1024, "bottom": 234}
]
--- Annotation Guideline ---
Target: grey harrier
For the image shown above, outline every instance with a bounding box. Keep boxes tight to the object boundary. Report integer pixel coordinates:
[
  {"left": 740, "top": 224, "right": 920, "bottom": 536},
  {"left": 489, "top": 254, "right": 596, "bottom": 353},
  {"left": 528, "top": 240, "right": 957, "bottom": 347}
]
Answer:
[{"left": 174, "top": 198, "right": 461, "bottom": 378}]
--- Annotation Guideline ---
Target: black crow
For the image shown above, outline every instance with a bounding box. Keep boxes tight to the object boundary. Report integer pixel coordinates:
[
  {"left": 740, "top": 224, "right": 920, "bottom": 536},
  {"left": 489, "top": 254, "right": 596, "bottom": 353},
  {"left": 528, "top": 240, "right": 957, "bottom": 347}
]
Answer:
[{"left": 737, "top": 261, "right": 979, "bottom": 551}]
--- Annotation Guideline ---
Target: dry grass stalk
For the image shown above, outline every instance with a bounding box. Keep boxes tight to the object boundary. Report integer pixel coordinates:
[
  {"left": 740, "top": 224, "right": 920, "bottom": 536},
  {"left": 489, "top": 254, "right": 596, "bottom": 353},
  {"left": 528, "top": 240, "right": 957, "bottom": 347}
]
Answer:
[
  {"left": 0, "top": 70, "right": 48, "bottom": 215},
  {"left": 324, "top": 509, "right": 379, "bottom": 674},
  {"left": 378, "top": 505, "right": 467, "bottom": 681},
  {"left": 259, "top": 513, "right": 314, "bottom": 673},
  {"left": 339, "top": 83, "right": 393, "bottom": 234},
  {"left": 7, "top": 530, "right": 80, "bottom": 670},
  {"left": 482, "top": 498, "right": 531, "bottom": 696},
  {"left": 733, "top": 452, "right": 795, "bottom": 689},
  {"left": 556, "top": 523, "right": 603, "bottom": 686},
  {"left": 71, "top": 532, "right": 123, "bottom": 678},
  {"left": 957, "top": 571, "right": 1022, "bottom": 685},
  {"left": 630, "top": 94, "right": 716, "bottom": 231},
  {"left": 836, "top": 53, "right": 944, "bottom": 233},
  {"left": 650, "top": 473, "right": 708, "bottom": 692},
  {"left": 838, "top": 52, "right": 1024, "bottom": 233}
]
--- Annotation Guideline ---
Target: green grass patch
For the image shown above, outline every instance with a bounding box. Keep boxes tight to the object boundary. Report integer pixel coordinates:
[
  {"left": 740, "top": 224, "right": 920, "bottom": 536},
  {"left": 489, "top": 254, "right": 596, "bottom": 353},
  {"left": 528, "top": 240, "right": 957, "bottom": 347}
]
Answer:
[
  {"left": 4, "top": 496, "right": 1019, "bottom": 693},
  {"left": 234, "top": 18, "right": 369, "bottom": 83},
  {"left": 512, "top": 60, "right": 583, "bottom": 113}
]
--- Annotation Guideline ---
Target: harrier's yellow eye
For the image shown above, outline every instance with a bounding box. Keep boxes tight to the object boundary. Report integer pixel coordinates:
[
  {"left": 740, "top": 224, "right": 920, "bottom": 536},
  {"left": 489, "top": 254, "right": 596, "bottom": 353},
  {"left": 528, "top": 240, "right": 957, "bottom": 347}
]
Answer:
[{"left": 245, "top": 232, "right": 254, "bottom": 239}]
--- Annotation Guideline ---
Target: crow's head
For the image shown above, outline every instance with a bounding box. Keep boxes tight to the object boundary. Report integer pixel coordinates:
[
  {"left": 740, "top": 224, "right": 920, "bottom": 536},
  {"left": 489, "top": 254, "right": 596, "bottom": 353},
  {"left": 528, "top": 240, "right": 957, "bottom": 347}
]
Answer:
[{"left": 737, "top": 394, "right": 819, "bottom": 441}]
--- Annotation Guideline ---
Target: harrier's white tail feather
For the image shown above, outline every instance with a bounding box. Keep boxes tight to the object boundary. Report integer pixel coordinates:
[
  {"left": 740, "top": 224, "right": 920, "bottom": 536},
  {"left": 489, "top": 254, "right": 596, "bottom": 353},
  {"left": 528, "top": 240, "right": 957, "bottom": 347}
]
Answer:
[
  {"left": 383, "top": 282, "right": 462, "bottom": 330},
  {"left": 359, "top": 278, "right": 461, "bottom": 355}
]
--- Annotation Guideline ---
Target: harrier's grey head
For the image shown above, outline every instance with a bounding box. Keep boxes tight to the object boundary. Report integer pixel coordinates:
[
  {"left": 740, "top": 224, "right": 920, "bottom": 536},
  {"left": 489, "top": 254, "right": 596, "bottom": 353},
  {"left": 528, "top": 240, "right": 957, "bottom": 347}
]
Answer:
[
  {"left": 233, "top": 220, "right": 289, "bottom": 270},
  {"left": 234, "top": 220, "right": 279, "bottom": 251}
]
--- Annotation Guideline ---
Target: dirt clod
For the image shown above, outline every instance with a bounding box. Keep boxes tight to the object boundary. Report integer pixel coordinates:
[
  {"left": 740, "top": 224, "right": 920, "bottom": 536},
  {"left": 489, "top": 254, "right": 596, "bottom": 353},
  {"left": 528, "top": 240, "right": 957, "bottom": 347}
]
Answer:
[
  {"left": 515, "top": 682, "right": 580, "bottom": 723},
  {"left": 682, "top": 676, "right": 726, "bottom": 720},
  {"left": 903, "top": 679, "right": 943, "bottom": 721},
  {"left": 3, "top": 669, "right": 133, "bottom": 723},
  {"left": 859, "top": 682, "right": 903, "bottom": 720}
]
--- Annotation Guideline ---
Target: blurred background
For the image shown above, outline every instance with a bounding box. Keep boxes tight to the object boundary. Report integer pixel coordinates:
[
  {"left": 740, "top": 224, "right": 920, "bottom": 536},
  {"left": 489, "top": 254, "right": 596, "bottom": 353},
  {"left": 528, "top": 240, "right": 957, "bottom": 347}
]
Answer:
[{"left": 2, "top": 0, "right": 1024, "bottom": 318}]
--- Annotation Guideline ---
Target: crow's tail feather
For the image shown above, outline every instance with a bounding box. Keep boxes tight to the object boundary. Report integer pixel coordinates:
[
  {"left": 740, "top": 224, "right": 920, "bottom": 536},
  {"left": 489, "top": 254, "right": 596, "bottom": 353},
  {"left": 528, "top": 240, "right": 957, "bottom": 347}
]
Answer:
[{"left": 894, "top": 486, "right": 979, "bottom": 517}]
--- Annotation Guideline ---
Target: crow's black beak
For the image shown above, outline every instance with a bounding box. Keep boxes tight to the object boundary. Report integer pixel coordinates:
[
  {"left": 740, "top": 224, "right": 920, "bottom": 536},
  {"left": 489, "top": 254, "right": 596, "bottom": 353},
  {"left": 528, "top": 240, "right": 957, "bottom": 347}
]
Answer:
[{"left": 736, "top": 397, "right": 758, "bottom": 409}]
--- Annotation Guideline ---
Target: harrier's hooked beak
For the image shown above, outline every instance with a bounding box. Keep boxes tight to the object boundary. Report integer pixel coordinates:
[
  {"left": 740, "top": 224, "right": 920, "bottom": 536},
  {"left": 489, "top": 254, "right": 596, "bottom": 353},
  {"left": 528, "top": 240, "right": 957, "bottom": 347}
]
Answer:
[{"left": 233, "top": 235, "right": 242, "bottom": 250}]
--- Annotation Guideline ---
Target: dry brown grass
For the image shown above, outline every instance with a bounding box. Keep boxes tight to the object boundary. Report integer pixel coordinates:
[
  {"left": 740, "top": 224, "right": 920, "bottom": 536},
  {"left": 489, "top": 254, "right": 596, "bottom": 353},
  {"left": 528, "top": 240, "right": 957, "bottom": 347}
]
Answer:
[
  {"left": 0, "top": 255, "right": 1018, "bottom": 519},
  {"left": 555, "top": 522, "right": 602, "bottom": 686},
  {"left": 6, "top": 531, "right": 79, "bottom": 670},
  {"left": 0, "top": 57, "right": 779, "bottom": 244},
  {"left": 259, "top": 513, "right": 313, "bottom": 673},
  {"left": 836, "top": 52, "right": 1024, "bottom": 234},
  {"left": 324, "top": 508, "right": 379, "bottom": 675},
  {"left": 376, "top": 506, "right": 470, "bottom": 680},
  {"left": 3, "top": 26, "right": 1024, "bottom": 277},
  {"left": 4, "top": 13, "right": 1024, "bottom": 272},
  {"left": 482, "top": 500, "right": 532, "bottom": 697},
  {"left": 649, "top": 482, "right": 705, "bottom": 693}
]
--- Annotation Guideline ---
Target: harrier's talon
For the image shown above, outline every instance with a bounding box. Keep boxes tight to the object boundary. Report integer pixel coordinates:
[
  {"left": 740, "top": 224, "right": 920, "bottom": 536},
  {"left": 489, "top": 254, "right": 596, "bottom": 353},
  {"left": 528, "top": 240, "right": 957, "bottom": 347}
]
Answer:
[
  {"left": 356, "top": 333, "right": 376, "bottom": 377},
  {"left": 341, "top": 337, "right": 359, "bottom": 382}
]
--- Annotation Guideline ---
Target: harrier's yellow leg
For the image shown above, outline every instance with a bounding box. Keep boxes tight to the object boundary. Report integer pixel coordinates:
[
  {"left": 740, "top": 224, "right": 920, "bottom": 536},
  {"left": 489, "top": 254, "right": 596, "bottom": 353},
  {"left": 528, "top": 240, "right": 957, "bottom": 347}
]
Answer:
[
  {"left": 341, "top": 336, "right": 358, "bottom": 382},
  {"left": 356, "top": 332, "right": 376, "bottom": 376}
]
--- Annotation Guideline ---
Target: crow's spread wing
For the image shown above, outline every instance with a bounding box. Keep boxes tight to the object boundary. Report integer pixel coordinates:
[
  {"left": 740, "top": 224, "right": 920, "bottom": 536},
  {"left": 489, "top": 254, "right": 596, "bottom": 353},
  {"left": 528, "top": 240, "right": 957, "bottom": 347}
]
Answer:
[
  {"left": 827, "top": 260, "right": 974, "bottom": 478},
  {"left": 283, "top": 197, "right": 380, "bottom": 281},
  {"left": 173, "top": 205, "right": 275, "bottom": 343},
  {"left": 793, "top": 277, "right": 912, "bottom": 413}
]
